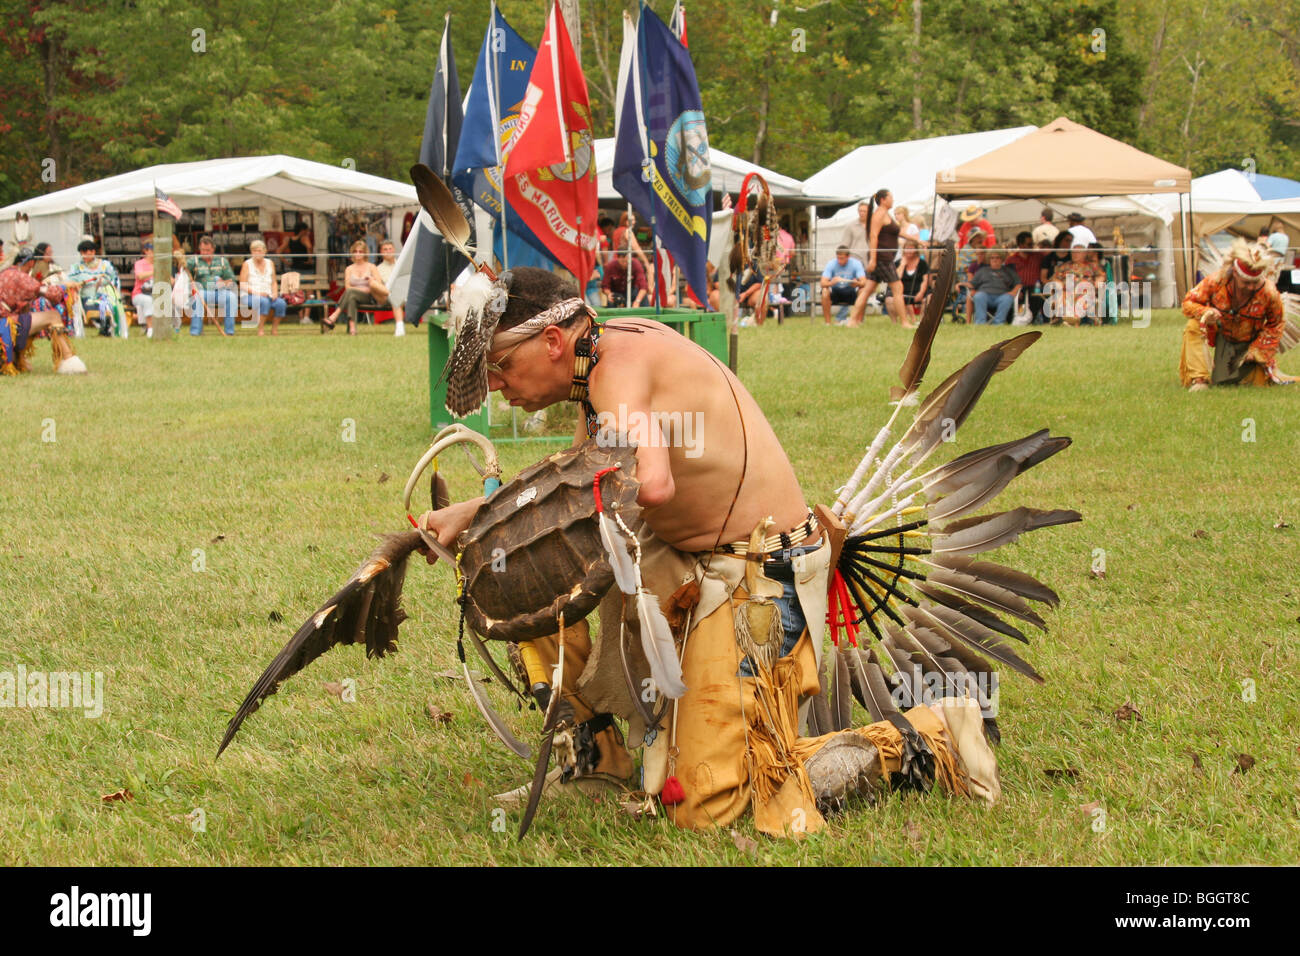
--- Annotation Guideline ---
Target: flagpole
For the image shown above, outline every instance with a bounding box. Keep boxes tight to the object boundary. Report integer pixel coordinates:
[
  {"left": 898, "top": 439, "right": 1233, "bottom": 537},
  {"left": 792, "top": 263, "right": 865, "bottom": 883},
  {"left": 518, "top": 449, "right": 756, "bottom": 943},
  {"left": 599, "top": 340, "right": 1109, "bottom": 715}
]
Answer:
[
  {"left": 489, "top": 3, "right": 509, "bottom": 271},
  {"left": 441, "top": 12, "right": 455, "bottom": 310},
  {"left": 635, "top": 1, "right": 662, "bottom": 315},
  {"left": 550, "top": 1, "right": 584, "bottom": 292}
]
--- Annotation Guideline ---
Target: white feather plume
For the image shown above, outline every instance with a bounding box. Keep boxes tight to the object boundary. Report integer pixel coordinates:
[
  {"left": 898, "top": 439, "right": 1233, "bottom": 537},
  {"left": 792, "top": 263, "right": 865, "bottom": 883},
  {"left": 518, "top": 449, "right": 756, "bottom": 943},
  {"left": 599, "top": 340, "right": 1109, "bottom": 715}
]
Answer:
[
  {"left": 449, "top": 270, "right": 495, "bottom": 338},
  {"left": 598, "top": 512, "right": 637, "bottom": 595},
  {"left": 636, "top": 588, "right": 687, "bottom": 699}
]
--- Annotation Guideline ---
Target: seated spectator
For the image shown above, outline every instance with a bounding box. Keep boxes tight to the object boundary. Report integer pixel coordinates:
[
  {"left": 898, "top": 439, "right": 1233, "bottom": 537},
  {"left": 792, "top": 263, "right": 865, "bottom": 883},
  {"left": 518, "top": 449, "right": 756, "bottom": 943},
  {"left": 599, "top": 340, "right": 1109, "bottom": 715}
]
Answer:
[
  {"left": 969, "top": 248, "right": 1022, "bottom": 325},
  {"left": 955, "top": 235, "right": 990, "bottom": 322},
  {"left": 67, "top": 239, "right": 125, "bottom": 337},
  {"left": 1006, "top": 231, "right": 1046, "bottom": 322},
  {"left": 187, "top": 236, "right": 239, "bottom": 336},
  {"left": 602, "top": 251, "right": 648, "bottom": 307},
  {"left": 374, "top": 239, "right": 408, "bottom": 334},
  {"left": 819, "top": 245, "right": 867, "bottom": 325},
  {"left": 886, "top": 239, "right": 930, "bottom": 317},
  {"left": 1044, "top": 239, "right": 1106, "bottom": 326},
  {"left": 1040, "top": 230, "right": 1073, "bottom": 286},
  {"left": 325, "top": 240, "right": 387, "bottom": 335},
  {"left": 30, "top": 242, "right": 72, "bottom": 336},
  {"left": 240, "top": 240, "right": 287, "bottom": 336}
]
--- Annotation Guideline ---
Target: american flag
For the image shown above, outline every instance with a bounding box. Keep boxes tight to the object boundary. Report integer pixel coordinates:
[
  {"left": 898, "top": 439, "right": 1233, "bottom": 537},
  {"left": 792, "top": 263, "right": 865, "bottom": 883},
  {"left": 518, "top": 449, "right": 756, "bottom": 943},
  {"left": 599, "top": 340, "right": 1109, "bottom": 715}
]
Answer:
[{"left": 155, "top": 187, "right": 182, "bottom": 221}]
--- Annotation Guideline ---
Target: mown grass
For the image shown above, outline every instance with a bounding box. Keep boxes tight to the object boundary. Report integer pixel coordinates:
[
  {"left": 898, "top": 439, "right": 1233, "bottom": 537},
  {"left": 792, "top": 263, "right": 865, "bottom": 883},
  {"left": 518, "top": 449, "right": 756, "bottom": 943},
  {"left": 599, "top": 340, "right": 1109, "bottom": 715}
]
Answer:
[{"left": 2, "top": 311, "right": 1297, "bottom": 865}]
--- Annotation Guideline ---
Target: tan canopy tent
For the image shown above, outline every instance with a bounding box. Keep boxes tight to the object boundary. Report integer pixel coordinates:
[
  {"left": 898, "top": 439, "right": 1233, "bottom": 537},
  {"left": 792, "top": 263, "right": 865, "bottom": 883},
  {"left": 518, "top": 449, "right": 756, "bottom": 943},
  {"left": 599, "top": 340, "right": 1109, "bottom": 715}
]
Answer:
[{"left": 936, "top": 116, "right": 1195, "bottom": 294}]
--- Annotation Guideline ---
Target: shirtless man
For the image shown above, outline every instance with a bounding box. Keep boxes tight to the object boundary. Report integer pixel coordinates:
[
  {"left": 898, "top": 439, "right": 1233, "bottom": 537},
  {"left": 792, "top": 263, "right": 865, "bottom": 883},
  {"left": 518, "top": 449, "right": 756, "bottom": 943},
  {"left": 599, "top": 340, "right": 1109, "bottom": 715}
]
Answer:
[{"left": 415, "top": 267, "right": 968, "bottom": 835}]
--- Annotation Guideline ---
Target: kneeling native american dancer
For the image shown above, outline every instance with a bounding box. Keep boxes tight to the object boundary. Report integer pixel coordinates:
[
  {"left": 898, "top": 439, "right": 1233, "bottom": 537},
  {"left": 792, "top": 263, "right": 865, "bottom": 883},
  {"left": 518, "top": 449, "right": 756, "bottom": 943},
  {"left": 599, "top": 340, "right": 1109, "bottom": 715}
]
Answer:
[
  {"left": 219, "top": 253, "right": 1081, "bottom": 839},
  {"left": 1, "top": 249, "right": 86, "bottom": 376},
  {"left": 1179, "top": 237, "right": 1299, "bottom": 390}
]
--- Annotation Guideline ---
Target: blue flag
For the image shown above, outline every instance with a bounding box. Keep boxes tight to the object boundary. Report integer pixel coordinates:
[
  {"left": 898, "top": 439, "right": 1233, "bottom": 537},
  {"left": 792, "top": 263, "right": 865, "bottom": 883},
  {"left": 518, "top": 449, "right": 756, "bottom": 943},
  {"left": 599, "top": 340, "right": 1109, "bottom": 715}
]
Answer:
[
  {"left": 407, "top": 17, "right": 472, "bottom": 322},
  {"left": 612, "top": 4, "right": 712, "bottom": 306},
  {"left": 452, "top": 7, "right": 557, "bottom": 270}
]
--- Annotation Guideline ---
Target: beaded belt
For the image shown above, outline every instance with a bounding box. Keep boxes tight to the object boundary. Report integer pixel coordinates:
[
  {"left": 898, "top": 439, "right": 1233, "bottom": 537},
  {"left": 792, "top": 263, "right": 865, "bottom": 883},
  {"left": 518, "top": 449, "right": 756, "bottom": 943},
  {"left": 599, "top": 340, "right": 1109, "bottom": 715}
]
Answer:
[{"left": 713, "top": 509, "right": 819, "bottom": 560}]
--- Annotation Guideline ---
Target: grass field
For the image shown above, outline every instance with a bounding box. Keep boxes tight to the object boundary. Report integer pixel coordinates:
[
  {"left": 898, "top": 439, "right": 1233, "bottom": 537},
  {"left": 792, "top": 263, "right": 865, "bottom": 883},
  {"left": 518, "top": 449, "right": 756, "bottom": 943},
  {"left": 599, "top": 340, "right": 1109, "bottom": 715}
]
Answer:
[{"left": 2, "top": 310, "right": 1297, "bottom": 866}]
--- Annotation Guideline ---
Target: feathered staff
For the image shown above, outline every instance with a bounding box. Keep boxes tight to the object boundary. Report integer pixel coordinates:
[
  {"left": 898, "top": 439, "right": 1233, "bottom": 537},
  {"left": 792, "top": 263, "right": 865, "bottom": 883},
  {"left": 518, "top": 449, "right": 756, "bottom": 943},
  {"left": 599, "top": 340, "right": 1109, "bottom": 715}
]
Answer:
[{"left": 818, "top": 244, "right": 1080, "bottom": 743}]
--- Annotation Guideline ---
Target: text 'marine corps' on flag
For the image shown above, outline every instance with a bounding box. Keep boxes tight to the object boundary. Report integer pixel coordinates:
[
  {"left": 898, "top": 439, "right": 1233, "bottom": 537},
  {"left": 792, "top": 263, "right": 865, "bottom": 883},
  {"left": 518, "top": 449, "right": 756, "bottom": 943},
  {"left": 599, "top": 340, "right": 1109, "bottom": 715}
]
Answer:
[
  {"left": 613, "top": 3, "right": 712, "bottom": 307},
  {"left": 407, "top": 15, "right": 472, "bottom": 323},
  {"left": 452, "top": 6, "right": 558, "bottom": 271},
  {"left": 155, "top": 187, "right": 182, "bottom": 221},
  {"left": 502, "top": 2, "right": 598, "bottom": 286}
]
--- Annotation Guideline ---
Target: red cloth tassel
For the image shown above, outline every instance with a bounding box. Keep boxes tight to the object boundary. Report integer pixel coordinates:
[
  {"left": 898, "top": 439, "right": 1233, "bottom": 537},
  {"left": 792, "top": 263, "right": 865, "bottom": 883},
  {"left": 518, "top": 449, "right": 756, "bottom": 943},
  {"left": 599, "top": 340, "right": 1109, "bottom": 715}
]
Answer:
[
  {"left": 825, "top": 569, "right": 861, "bottom": 647},
  {"left": 660, "top": 775, "right": 685, "bottom": 805}
]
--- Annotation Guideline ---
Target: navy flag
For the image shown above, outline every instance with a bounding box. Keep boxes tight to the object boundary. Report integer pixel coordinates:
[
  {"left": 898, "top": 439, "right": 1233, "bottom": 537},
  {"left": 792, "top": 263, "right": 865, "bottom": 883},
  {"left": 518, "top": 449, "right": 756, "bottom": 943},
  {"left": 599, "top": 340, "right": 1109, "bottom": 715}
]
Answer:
[
  {"left": 612, "top": 4, "right": 712, "bottom": 307},
  {"left": 407, "top": 15, "right": 473, "bottom": 322},
  {"left": 452, "top": 6, "right": 557, "bottom": 270}
]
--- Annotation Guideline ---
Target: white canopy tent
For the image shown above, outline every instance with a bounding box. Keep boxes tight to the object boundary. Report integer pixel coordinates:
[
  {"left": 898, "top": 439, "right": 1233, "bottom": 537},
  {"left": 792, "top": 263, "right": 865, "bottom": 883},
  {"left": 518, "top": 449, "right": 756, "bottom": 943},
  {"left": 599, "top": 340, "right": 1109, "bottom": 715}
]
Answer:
[
  {"left": 0, "top": 155, "right": 420, "bottom": 272},
  {"left": 804, "top": 126, "right": 1036, "bottom": 264},
  {"left": 1142, "top": 168, "right": 1300, "bottom": 245},
  {"left": 805, "top": 125, "right": 1196, "bottom": 306}
]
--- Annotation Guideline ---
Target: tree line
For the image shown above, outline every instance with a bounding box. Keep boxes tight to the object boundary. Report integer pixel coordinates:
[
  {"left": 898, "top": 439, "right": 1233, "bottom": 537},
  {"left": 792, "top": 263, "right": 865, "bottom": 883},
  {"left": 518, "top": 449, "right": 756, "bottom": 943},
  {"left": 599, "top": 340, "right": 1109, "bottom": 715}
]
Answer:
[{"left": 2, "top": 0, "right": 1297, "bottom": 208}]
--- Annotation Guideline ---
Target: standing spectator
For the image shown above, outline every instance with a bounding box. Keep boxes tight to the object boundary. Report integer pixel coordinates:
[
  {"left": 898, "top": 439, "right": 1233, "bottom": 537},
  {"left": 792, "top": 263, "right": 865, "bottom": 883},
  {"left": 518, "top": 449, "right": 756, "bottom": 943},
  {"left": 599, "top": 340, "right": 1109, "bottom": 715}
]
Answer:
[
  {"left": 67, "top": 239, "right": 124, "bottom": 337},
  {"left": 1268, "top": 231, "right": 1296, "bottom": 295},
  {"left": 612, "top": 211, "right": 652, "bottom": 272},
  {"left": 374, "top": 239, "right": 408, "bottom": 334},
  {"left": 1065, "top": 212, "right": 1093, "bottom": 246},
  {"left": 957, "top": 205, "right": 996, "bottom": 249},
  {"left": 325, "top": 240, "right": 387, "bottom": 335},
  {"left": 819, "top": 245, "right": 867, "bottom": 324},
  {"left": 886, "top": 239, "right": 930, "bottom": 318},
  {"left": 287, "top": 223, "right": 315, "bottom": 275},
  {"left": 1031, "top": 209, "right": 1059, "bottom": 246},
  {"left": 187, "top": 236, "right": 238, "bottom": 336},
  {"left": 240, "top": 240, "right": 287, "bottom": 336},
  {"left": 603, "top": 251, "right": 648, "bottom": 307},
  {"left": 1006, "top": 231, "right": 1045, "bottom": 321},
  {"left": 851, "top": 188, "right": 910, "bottom": 328},
  {"left": 969, "top": 248, "right": 1022, "bottom": 325},
  {"left": 131, "top": 242, "right": 157, "bottom": 337},
  {"left": 839, "top": 200, "right": 871, "bottom": 265}
]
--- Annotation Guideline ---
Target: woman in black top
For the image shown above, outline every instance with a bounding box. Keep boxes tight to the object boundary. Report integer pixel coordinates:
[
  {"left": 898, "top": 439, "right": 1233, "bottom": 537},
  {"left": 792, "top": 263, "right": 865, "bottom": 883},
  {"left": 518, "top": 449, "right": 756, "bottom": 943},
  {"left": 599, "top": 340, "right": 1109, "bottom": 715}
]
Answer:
[
  {"left": 887, "top": 239, "right": 930, "bottom": 317},
  {"left": 287, "top": 224, "right": 314, "bottom": 276},
  {"left": 1040, "top": 230, "right": 1072, "bottom": 285}
]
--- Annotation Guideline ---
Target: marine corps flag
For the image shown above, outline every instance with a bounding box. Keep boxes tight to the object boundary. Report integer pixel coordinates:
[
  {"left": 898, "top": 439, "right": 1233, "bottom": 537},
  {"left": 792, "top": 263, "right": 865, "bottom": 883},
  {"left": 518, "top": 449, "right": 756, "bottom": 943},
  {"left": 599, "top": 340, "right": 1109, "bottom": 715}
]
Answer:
[
  {"left": 408, "top": 15, "right": 472, "bottom": 322},
  {"left": 502, "top": 3, "right": 598, "bottom": 285},
  {"left": 613, "top": 3, "right": 712, "bottom": 307},
  {"left": 452, "top": 5, "right": 558, "bottom": 270}
]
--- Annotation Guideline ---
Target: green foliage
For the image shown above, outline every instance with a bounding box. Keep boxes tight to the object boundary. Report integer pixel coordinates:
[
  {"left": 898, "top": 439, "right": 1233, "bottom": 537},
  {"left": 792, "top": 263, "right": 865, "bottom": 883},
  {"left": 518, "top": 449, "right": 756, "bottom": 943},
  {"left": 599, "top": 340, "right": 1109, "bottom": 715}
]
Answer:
[{"left": 2, "top": 0, "right": 1299, "bottom": 203}]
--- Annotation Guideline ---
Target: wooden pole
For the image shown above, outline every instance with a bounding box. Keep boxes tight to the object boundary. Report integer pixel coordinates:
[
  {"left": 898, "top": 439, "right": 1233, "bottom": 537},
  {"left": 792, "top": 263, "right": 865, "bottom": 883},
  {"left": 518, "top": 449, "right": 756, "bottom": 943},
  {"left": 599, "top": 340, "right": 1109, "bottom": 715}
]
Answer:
[
  {"left": 558, "top": 0, "right": 581, "bottom": 60},
  {"left": 152, "top": 216, "right": 174, "bottom": 341}
]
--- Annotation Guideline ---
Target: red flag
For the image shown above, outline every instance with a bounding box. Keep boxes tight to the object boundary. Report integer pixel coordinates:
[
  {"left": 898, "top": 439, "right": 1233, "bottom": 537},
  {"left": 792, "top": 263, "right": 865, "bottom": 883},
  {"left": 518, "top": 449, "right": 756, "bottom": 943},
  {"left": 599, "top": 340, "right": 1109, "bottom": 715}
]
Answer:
[{"left": 502, "top": 4, "right": 598, "bottom": 285}]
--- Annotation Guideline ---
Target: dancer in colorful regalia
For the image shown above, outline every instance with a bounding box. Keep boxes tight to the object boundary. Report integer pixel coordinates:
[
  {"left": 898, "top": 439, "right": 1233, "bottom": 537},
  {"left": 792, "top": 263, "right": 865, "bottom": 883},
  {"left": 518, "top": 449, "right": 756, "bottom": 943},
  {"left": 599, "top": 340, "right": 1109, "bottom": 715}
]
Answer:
[{"left": 0, "top": 249, "right": 86, "bottom": 376}]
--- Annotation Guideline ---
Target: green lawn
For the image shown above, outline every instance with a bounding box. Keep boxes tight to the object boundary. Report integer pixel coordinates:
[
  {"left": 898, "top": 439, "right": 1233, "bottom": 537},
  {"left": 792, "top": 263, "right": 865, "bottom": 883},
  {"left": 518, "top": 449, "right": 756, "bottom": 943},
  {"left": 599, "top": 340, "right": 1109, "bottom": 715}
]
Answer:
[{"left": 2, "top": 311, "right": 1297, "bottom": 865}]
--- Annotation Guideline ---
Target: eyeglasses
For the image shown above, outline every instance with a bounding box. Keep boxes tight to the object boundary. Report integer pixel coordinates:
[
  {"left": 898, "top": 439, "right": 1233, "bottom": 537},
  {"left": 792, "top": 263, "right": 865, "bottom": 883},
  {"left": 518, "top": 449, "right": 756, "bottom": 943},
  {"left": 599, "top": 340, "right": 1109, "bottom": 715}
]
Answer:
[{"left": 485, "top": 339, "right": 526, "bottom": 375}]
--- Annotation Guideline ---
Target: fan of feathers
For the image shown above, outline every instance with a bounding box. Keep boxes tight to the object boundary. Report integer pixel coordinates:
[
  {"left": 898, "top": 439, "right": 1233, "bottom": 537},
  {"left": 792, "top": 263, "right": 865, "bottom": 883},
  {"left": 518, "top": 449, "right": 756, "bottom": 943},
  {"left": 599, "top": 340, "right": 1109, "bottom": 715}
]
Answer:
[{"left": 809, "top": 241, "right": 1081, "bottom": 745}]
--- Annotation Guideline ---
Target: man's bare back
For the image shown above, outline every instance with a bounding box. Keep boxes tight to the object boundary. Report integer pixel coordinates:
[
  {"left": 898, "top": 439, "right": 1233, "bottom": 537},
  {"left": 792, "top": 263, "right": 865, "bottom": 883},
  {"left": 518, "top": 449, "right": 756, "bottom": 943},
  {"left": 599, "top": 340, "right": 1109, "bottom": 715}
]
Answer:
[{"left": 587, "top": 318, "right": 812, "bottom": 552}]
